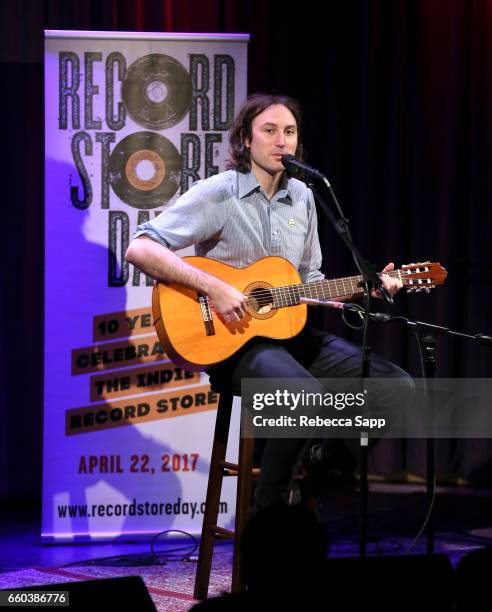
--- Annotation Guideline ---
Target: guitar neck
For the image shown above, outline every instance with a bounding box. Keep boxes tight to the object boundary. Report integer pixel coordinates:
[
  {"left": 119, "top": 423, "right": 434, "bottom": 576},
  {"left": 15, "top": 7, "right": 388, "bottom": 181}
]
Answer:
[{"left": 272, "top": 271, "right": 401, "bottom": 307}]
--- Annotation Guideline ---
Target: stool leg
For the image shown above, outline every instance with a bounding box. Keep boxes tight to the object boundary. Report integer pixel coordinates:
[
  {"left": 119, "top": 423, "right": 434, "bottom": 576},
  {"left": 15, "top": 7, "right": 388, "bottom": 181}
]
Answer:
[
  {"left": 194, "top": 393, "right": 233, "bottom": 601},
  {"left": 231, "top": 421, "right": 255, "bottom": 593}
]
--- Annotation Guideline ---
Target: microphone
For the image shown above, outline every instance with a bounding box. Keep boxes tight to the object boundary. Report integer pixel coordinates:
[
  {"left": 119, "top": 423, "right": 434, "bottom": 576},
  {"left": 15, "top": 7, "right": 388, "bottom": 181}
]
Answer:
[
  {"left": 281, "top": 154, "right": 329, "bottom": 184},
  {"left": 300, "top": 297, "right": 349, "bottom": 309},
  {"left": 299, "top": 297, "right": 391, "bottom": 321},
  {"left": 300, "top": 297, "right": 360, "bottom": 311}
]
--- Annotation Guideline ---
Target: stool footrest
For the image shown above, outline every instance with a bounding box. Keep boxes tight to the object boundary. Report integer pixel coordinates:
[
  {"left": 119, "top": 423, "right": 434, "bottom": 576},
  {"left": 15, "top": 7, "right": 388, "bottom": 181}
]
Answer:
[
  {"left": 219, "top": 460, "right": 239, "bottom": 473},
  {"left": 219, "top": 460, "right": 260, "bottom": 478},
  {"left": 211, "top": 526, "right": 235, "bottom": 539}
]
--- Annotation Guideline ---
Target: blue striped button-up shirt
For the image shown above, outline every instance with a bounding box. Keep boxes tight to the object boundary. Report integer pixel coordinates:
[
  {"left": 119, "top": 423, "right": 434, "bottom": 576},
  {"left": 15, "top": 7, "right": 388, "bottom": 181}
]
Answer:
[{"left": 134, "top": 169, "right": 324, "bottom": 283}]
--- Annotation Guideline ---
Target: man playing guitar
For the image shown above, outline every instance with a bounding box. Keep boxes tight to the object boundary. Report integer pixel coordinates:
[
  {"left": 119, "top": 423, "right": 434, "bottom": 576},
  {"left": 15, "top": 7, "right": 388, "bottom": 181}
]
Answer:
[{"left": 126, "top": 93, "right": 413, "bottom": 511}]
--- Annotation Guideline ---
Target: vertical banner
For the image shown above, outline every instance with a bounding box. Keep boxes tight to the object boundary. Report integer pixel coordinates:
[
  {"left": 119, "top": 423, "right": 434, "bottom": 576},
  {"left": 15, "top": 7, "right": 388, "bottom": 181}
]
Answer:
[{"left": 43, "top": 31, "right": 249, "bottom": 541}]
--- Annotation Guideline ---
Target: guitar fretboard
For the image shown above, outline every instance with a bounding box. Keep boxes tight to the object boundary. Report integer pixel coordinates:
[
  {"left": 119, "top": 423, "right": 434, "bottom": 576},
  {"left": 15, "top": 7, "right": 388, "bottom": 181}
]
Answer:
[{"left": 271, "top": 271, "right": 401, "bottom": 308}]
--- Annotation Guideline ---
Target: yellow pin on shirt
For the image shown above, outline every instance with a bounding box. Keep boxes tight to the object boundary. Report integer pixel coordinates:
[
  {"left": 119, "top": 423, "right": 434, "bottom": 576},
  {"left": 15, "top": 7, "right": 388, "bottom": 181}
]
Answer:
[{"left": 288, "top": 218, "right": 296, "bottom": 227}]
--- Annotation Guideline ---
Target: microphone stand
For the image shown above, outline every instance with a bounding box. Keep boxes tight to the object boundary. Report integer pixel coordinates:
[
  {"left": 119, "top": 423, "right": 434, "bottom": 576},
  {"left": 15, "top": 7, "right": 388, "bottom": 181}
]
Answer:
[
  {"left": 299, "top": 171, "right": 393, "bottom": 558},
  {"left": 378, "top": 317, "right": 492, "bottom": 553},
  {"left": 307, "top": 301, "right": 492, "bottom": 554}
]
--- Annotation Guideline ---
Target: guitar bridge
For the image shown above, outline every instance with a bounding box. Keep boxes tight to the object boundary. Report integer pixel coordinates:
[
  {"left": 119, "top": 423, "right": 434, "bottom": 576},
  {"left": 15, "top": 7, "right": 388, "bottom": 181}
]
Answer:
[{"left": 199, "top": 295, "right": 216, "bottom": 336}]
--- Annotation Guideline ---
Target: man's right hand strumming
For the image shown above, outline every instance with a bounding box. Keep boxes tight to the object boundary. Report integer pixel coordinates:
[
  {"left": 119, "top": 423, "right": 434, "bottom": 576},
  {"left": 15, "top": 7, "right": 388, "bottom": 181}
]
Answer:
[{"left": 205, "top": 277, "right": 248, "bottom": 324}]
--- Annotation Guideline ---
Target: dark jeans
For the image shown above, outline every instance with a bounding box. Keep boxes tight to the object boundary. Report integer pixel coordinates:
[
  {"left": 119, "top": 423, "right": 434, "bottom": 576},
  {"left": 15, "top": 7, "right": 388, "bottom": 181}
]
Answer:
[{"left": 208, "top": 327, "right": 413, "bottom": 511}]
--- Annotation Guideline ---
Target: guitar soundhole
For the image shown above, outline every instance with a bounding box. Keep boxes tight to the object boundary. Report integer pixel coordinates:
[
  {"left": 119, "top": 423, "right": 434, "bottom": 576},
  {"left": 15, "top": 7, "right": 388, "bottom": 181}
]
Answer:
[{"left": 245, "top": 283, "right": 276, "bottom": 320}]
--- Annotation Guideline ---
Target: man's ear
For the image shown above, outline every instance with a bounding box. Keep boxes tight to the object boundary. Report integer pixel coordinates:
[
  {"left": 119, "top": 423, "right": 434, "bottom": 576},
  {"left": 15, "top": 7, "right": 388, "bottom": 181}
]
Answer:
[{"left": 240, "top": 128, "right": 250, "bottom": 149}]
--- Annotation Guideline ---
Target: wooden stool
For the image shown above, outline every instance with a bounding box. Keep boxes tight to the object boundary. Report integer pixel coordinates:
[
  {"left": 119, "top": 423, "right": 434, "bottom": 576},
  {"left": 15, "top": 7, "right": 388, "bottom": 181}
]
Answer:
[{"left": 193, "top": 390, "right": 259, "bottom": 600}]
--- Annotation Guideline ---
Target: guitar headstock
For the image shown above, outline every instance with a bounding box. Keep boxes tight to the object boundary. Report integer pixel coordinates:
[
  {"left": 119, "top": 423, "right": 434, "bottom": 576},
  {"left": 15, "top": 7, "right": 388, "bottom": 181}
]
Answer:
[{"left": 399, "top": 262, "right": 448, "bottom": 293}]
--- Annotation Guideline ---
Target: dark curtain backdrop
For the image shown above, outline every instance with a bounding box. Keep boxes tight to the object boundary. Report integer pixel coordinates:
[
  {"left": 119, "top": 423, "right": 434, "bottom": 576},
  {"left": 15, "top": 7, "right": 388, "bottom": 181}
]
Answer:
[{"left": 1, "top": 0, "right": 492, "bottom": 502}]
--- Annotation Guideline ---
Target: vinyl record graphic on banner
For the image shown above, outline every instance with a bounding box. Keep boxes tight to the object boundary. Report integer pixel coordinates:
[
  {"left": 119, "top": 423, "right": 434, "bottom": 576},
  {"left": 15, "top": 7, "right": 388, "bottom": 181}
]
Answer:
[
  {"left": 122, "top": 54, "right": 192, "bottom": 130},
  {"left": 109, "top": 131, "right": 181, "bottom": 209}
]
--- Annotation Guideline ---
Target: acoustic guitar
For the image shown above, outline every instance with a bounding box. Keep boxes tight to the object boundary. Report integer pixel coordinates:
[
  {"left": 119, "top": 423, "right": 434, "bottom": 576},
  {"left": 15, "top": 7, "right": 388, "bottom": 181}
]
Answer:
[{"left": 152, "top": 256, "right": 447, "bottom": 371}]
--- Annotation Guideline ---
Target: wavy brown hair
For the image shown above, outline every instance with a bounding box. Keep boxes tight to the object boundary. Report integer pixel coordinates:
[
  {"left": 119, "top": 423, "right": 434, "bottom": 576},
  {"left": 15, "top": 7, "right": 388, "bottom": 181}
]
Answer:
[{"left": 226, "top": 93, "right": 305, "bottom": 173}]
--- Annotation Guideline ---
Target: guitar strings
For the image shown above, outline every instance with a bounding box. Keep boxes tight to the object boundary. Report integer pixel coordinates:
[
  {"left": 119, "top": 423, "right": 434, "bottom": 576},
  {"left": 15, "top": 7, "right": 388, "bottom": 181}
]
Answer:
[
  {"left": 202, "top": 270, "right": 412, "bottom": 309},
  {"left": 202, "top": 270, "right": 405, "bottom": 304}
]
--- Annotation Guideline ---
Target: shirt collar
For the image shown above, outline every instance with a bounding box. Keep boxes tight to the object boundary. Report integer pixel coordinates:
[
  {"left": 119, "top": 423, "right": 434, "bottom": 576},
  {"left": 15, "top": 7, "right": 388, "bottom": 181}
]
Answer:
[{"left": 238, "top": 170, "right": 294, "bottom": 204}]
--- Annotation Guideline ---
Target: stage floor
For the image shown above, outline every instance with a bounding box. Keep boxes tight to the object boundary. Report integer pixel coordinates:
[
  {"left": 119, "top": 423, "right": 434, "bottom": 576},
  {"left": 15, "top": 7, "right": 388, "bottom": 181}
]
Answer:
[{"left": 1, "top": 483, "right": 491, "bottom": 610}]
